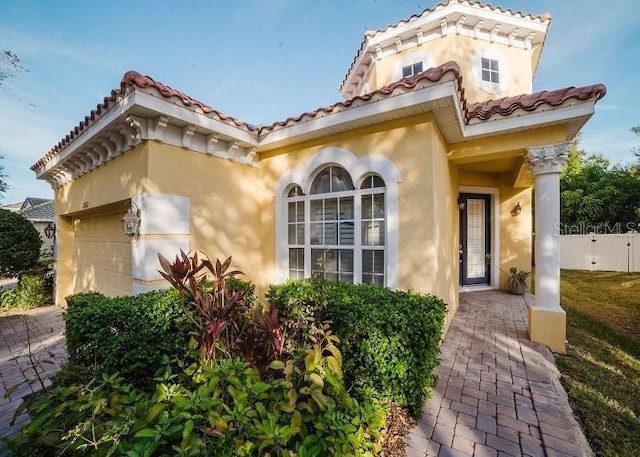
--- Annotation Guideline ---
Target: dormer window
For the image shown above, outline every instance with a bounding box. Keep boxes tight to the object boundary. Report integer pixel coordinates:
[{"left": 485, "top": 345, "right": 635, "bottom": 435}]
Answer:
[
  {"left": 481, "top": 58, "right": 500, "bottom": 83},
  {"left": 402, "top": 61, "right": 423, "bottom": 78}
]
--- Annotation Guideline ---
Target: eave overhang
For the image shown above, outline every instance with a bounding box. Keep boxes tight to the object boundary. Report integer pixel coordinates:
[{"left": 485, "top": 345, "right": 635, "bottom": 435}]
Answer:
[
  {"left": 32, "top": 64, "right": 605, "bottom": 191},
  {"left": 34, "top": 86, "right": 260, "bottom": 189}
]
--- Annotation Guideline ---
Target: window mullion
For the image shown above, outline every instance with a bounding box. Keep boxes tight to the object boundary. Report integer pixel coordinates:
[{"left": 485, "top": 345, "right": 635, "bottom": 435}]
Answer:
[
  {"left": 304, "top": 196, "right": 311, "bottom": 278},
  {"left": 354, "top": 189, "right": 362, "bottom": 284}
]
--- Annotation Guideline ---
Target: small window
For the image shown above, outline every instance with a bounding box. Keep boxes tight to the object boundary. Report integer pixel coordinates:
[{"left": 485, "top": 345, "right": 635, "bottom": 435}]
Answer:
[
  {"left": 402, "top": 61, "right": 423, "bottom": 78},
  {"left": 310, "top": 166, "right": 354, "bottom": 194},
  {"left": 481, "top": 57, "right": 499, "bottom": 83},
  {"left": 288, "top": 185, "right": 304, "bottom": 197}
]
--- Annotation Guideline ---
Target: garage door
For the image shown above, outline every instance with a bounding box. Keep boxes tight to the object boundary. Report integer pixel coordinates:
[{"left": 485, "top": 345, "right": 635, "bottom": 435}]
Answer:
[{"left": 73, "top": 211, "right": 132, "bottom": 296}]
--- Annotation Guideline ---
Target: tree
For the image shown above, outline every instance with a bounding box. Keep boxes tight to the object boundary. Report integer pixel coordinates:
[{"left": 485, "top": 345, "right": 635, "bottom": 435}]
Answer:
[
  {"left": 0, "top": 154, "right": 7, "bottom": 198},
  {"left": 560, "top": 139, "right": 640, "bottom": 233},
  {"left": 0, "top": 49, "right": 27, "bottom": 89},
  {"left": 0, "top": 209, "right": 42, "bottom": 278},
  {"left": 633, "top": 125, "right": 640, "bottom": 159}
]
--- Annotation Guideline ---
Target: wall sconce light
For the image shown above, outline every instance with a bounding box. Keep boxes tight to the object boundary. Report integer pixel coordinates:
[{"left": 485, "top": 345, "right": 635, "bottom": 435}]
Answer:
[
  {"left": 457, "top": 197, "right": 465, "bottom": 211},
  {"left": 44, "top": 222, "right": 56, "bottom": 239},
  {"left": 121, "top": 202, "right": 141, "bottom": 238},
  {"left": 511, "top": 202, "right": 522, "bottom": 217}
]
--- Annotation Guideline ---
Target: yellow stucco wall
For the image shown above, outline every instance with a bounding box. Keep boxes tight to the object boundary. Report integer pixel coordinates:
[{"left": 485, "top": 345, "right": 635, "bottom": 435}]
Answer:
[
  {"left": 145, "top": 143, "right": 268, "bottom": 286},
  {"left": 431, "top": 126, "right": 460, "bottom": 328},
  {"left": 258, "top": 115, "right": 458, "bottom": 301},
  {"left": 367, "top": 34, "right": 534, "bottom": 103},
  {"left": 55, "top": 143, "right": 151, "bottom": 215},
  {"left": 54, "top": 143, "right": 151, "bottom": 304},
  {"left": 53, "top": 141, "right": 269, "bottom": 303},
  {"left": 52, "top": 112, "right": 553, "bottom": 313}
]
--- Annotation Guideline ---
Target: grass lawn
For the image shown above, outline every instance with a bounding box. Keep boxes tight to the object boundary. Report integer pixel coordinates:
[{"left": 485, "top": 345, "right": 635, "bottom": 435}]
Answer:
[{"left": 557, "top": 270, "right": 640, "bottom": 457}]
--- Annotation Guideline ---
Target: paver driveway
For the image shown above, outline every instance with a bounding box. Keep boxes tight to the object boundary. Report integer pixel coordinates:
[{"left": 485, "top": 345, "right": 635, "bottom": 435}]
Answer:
[{"left": 0, "top": 306, "right": 66, "bottom": 440}]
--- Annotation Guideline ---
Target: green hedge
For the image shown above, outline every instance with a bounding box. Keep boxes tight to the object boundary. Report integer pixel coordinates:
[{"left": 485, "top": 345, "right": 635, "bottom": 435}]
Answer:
[
  {"left": 64, "top": 289, "right": 192, "bottom": 387},
  {"left": 267, "top": 280, "right": 447, "bottom": 417},
  {"left": 16, "top": 269, "right": 51, "bottom": 308}
]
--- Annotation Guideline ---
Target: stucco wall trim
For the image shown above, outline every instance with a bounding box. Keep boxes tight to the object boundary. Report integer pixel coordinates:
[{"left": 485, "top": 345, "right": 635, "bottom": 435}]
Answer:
[
  {"left": 132, "top": 282, "right": 171, "bottom": 295},
  {"left": 133, "top": 194, "right": 191, "bottom": 235},
  {"left": 132, "top": 238, "right": 190, "bottom": 281},
  {"left": 133, "top": 91, "right": 258, "bottom": 146},
  {"left": 37, "top": 92, "right": 137, "bottom": 177}
]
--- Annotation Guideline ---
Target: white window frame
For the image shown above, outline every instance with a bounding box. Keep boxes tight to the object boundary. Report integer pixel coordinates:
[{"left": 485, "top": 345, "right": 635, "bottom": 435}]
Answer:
[
  {"left": 402, "top": 61, "right": 424, "bottom": 78},
  {"left": 472, "top": 48, "right": 508, "bottom": 95},
  {"left": 480, "top": 57, "right": 499, "bottom": 84},
  {"left": 391, "top": 51, "right": 435, "bottom": 82},
  {"left": 275, "top": 147, "right": 401, "bottom": 288}
]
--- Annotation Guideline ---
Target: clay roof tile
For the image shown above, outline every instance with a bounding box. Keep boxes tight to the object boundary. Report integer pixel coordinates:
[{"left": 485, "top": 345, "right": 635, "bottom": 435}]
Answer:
[
  {"left": 260, "top": 61, "right": 464, "bottom": 134},
  {"left": 466, "top": 84, "right": 606, "bottom": 121}
]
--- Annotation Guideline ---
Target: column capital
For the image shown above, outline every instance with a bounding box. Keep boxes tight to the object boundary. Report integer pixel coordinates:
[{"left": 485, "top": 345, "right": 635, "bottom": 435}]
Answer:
[{"left": 526, "top": 142, "right": 571, "bottom": 175}]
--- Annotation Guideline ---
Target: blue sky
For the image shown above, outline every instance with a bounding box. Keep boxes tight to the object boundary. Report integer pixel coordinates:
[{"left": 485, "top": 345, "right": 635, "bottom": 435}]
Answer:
[{"left": 1, "top": 0, "right": 638, "bottom": 204}]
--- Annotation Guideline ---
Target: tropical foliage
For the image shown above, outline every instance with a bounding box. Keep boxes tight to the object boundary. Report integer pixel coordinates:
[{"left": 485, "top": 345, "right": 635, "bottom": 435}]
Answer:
[
  {"left": 5, "top": 250, "right": 448, "bottom": 456},
  {"left": 560, "top": 140, "right": 640, "bottom": 233}
]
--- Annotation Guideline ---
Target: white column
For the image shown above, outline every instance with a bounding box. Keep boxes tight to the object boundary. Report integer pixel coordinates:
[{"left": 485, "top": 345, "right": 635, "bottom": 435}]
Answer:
[{"left": 526, "top": 142, "right": 570, "bottom": 352}]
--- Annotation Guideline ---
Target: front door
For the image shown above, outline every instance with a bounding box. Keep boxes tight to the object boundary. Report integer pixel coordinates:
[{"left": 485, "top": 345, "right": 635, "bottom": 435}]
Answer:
[{"left": 459, "top": 193, "right": 491, "bottom": 286}]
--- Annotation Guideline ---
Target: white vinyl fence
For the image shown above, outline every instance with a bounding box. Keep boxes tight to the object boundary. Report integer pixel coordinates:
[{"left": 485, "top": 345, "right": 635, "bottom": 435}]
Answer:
[{"left": 560, "top": 233, "right": 640, "bottom": 272}]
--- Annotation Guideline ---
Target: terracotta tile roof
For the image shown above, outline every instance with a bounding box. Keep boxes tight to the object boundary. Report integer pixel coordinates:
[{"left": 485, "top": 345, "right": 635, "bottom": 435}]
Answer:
[
  {"left": 31, "top": 62, "right": 606, "bottom": 173},
  {"left": 30, "top": 71, "right": 256, "bottom": 171},
  {"left": 340, "top": 0, "right": 552, "bottom": 92},
  {"left": 121, "top": 71, "right": 257, "bottom": 131},
  {"left": 259, "top": 60, "right": 465, "bottom": 134},
  {"left": 466, "top": 85, "right": 607, "bottom": 121}
]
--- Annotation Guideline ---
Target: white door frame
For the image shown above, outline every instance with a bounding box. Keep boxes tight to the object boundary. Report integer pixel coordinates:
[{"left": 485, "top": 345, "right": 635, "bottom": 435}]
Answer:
[{"left": 459, "top": 186, "right": 500, "bottom": 290}]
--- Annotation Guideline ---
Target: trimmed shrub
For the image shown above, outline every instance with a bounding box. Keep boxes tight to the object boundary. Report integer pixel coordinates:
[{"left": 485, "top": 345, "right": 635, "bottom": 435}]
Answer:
[
  {"left": 226, "top": 276, "right": 257, "bottom": 306},
  {"left": 267, "top": 279, "right": 447, "bottom": 416},
  {"left": 64, "top": 289, "right": 193, "bottom": 387},
  {"left": 0, "top": 288, "right": 17, "bottom": 309},
  {"left": 15, "top": 270, "right": 49, "bottom": 308},
  {"left": 0, "top": 209, "right": 42, "bottom": 278}
]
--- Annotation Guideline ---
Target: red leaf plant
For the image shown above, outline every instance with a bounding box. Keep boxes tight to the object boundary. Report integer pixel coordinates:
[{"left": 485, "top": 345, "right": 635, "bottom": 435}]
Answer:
[{"left": 158, "top": 250, "right": 286, "bottom": 374}]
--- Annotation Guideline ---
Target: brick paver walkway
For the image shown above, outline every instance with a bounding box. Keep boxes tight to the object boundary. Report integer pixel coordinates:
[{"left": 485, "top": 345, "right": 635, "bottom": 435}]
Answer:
[
  {"left": 0, "top": 306, "right": 66, "bottom": 440},
  {"left": 406, "top": 290, "right": 592, "bottom": 457}
]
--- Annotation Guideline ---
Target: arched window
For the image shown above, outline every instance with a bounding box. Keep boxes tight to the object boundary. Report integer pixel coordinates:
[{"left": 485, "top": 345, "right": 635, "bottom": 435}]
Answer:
[
  {"left": 286, "top": 166, "right": 387, "bottom": 285},
  {"left": 360, "top": 174, "right": 386, "bottom": 285}
]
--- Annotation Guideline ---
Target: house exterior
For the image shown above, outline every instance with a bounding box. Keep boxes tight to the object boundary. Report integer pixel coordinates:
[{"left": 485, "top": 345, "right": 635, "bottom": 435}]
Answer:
[
  {"left": 30, "top": 0, "right": 605, "bottom": 353},
  {"left": 18, "top": 199, "right": 56, "bottom": 256},
  {"left": 1, "top": 198, "right": 55, "bottom": 256}
]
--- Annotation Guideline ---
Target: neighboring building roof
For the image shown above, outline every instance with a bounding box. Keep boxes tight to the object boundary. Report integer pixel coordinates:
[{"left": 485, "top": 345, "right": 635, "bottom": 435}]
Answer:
[
  {"left": 0, "top": 202, "right": 23, "bottom": 212},
  {"left": 21, "top": 197, "right": 52, "bottom": 210},
  {"left": 19, "top": 200, "right": 55, "bottom": 222}
]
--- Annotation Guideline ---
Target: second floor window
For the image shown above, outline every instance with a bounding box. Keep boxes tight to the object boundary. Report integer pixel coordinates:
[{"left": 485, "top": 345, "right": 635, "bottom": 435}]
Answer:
[
  {"left": 402, "top": 61, "right": 423, "bottom": 78},
  {"left": 481, "top": 57, "right": 499, "bottom": 83}
]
